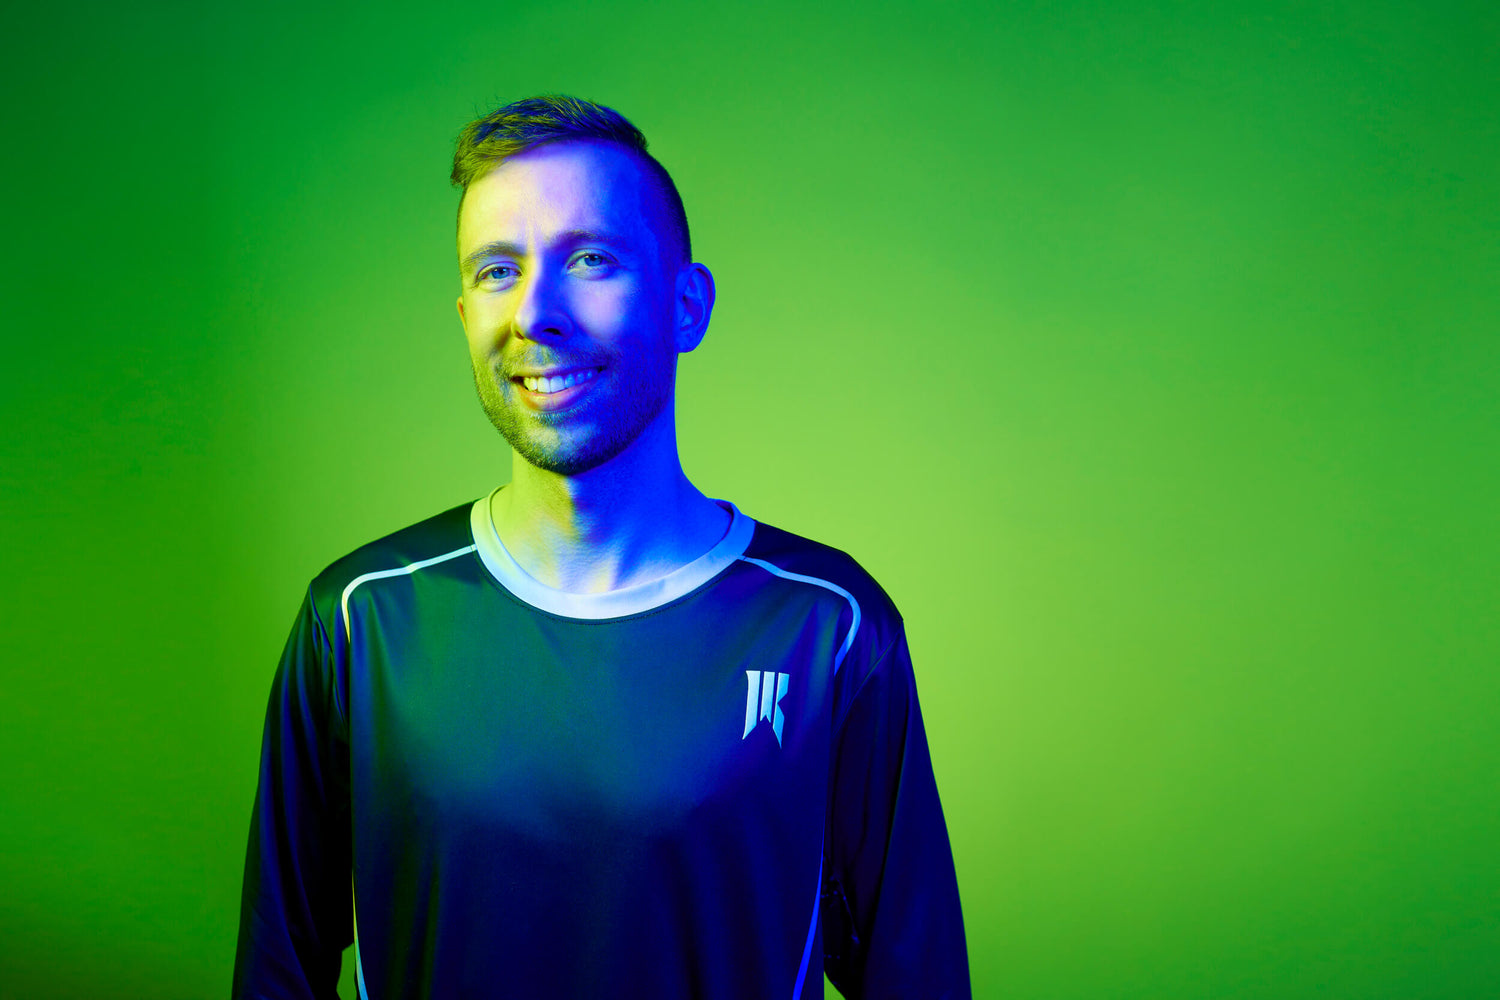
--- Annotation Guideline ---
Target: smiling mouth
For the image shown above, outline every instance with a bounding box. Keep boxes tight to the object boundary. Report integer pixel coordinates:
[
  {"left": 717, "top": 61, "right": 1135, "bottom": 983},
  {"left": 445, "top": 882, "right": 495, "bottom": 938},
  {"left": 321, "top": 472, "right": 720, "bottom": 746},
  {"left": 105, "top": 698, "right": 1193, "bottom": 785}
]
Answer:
[{"left": 511, "top": 367, "right": 603, "bottom": 395}]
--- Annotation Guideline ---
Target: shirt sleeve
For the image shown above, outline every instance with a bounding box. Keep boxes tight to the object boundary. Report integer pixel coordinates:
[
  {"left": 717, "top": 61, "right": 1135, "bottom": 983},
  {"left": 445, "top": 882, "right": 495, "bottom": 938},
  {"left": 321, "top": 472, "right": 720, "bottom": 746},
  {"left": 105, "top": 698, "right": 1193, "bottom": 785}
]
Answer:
[
  {"left": 232, "top": 587, "right": 353, "bottom": 999},
  {"left": 823, "top": 627, "right": 970, "bottom": 999}
]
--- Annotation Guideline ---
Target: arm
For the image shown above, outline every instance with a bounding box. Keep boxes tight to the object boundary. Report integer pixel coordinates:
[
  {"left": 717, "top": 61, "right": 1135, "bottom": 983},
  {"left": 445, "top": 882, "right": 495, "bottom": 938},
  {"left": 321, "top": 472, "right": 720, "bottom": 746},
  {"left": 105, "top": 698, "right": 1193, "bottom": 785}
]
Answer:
[
  {"left": 823, "top": 628, "right": 970, "bottom": 999},
  {"left": 232, "top": 588, "right": 352, "bottom": 999}
]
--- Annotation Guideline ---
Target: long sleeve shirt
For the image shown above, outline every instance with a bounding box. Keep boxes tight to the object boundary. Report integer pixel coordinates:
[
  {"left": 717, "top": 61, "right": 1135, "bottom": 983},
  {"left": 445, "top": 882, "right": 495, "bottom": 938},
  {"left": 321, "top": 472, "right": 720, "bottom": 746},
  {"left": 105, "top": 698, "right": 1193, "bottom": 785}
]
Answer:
[{"left": 233, "top": 490, "right": 969, "bottom": 998}]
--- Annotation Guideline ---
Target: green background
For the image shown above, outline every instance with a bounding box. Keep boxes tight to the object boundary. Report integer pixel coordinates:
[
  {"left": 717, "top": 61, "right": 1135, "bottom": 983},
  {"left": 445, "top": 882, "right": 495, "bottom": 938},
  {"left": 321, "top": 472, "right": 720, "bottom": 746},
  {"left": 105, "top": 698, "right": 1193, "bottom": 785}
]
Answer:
[{"left": 2, "top": 1, "right": 1495, "bottom": 996}]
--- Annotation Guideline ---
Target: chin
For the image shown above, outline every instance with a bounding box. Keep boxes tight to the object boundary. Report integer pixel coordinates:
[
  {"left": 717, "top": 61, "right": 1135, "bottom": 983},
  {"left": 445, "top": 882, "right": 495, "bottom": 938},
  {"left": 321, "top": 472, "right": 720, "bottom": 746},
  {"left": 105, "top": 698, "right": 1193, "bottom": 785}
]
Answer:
[
  {"left": 514, "top": 439, "right": 634, "bottom": 477},
  {"left": 499, "top": 417, "right": 642, "bottom": 477}
]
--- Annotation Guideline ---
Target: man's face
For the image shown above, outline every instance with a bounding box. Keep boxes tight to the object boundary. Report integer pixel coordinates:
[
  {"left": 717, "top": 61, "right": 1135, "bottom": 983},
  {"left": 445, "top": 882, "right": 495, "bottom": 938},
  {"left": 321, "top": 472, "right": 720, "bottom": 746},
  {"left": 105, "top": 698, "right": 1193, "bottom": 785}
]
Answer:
[{"left": 455, "top": 140, "right": 686, "bottom": 477}]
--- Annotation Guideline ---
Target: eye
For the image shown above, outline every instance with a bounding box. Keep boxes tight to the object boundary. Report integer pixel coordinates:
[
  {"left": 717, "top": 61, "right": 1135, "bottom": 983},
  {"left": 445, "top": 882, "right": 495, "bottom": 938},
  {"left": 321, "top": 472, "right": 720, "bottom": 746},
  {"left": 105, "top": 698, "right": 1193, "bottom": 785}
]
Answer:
[
  {"left": 572, "top": 252, "right": 613, "bottom": 273},
  {"left": 478, "top": 263, "right": 517, "bottom": 283}
]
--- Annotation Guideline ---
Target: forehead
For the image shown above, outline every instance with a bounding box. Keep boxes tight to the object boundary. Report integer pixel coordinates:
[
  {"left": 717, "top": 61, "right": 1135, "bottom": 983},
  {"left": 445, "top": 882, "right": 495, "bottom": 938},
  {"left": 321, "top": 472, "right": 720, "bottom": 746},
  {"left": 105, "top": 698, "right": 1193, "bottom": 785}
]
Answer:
[{"left": 457, "top": 140, "right": 659, "bottom": 255}]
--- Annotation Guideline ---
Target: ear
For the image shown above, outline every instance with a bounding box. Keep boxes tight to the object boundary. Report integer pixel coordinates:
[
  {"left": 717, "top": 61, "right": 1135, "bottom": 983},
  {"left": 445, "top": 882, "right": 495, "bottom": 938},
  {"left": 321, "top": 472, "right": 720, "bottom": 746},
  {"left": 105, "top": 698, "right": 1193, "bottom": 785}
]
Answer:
[
  {"left": 673, "top": 262, "right": 716, "bottom": 354},
  {"left": 455, "top": 294, "right": 467, "bottom": 333}
]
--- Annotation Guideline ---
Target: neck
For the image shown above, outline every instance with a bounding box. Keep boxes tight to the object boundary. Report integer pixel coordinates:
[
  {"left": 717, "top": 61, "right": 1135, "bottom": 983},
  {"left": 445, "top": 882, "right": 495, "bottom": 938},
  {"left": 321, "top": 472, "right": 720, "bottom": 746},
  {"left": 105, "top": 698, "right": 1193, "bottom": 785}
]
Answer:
[{"left": 492, "top": 408, "right": 730, "bottom": 594}]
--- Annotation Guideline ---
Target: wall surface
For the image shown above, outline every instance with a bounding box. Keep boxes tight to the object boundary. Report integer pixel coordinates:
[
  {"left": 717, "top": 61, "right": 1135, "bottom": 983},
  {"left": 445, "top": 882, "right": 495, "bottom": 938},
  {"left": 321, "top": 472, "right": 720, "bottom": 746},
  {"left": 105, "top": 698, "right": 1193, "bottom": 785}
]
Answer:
[{"left": 2, "top": 0, "right": 1496, "bottom": 996}]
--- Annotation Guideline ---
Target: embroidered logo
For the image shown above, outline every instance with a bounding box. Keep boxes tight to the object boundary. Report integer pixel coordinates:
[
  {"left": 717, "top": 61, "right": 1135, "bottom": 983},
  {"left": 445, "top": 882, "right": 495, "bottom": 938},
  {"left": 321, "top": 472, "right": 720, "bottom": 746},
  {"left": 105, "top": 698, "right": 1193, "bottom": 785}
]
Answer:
[{"left": 743, "top": 670, "right": 790, "bottom": 745}]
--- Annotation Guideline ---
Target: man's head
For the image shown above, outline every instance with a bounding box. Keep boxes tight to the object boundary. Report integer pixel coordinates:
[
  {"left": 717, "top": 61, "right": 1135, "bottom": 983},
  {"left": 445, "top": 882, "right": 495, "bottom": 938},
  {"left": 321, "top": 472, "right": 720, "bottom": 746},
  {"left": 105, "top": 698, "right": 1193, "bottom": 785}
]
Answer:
[{"left": 452, "top": 95, "right": 713, "bottom": 478}]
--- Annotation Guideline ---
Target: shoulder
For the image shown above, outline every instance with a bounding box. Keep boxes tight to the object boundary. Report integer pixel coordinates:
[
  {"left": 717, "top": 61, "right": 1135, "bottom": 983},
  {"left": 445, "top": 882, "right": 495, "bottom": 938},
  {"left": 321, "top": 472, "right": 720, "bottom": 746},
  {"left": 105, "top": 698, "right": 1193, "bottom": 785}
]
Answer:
[
  {"left": 306, "top": 499, "right": 479, "bottom": 613},
  {"left": 739, "top": 515, "right": 906, "bottom": 670}
]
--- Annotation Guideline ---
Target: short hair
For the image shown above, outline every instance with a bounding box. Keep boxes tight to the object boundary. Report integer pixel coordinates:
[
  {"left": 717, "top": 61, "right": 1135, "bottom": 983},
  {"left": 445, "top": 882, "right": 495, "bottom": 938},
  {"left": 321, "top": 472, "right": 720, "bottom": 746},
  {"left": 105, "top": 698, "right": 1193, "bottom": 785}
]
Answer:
[{"left": 451, "top": 94, "right": 691, "bottom": 266}]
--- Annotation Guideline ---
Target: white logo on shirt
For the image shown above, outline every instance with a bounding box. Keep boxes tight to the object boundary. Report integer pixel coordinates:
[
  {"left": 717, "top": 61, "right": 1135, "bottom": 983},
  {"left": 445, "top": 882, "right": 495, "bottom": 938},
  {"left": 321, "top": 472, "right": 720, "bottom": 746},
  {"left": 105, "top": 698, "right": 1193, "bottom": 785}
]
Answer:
[{"left": 743, "top": 670, "right": 789, "bottom": 746}]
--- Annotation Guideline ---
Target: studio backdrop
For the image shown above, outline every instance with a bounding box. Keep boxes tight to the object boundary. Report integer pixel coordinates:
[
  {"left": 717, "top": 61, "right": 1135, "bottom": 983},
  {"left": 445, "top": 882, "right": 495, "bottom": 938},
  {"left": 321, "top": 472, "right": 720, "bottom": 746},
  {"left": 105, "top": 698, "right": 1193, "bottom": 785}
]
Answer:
[{"left": 1, "top": 1, "right": 1496, "bottom": 997}]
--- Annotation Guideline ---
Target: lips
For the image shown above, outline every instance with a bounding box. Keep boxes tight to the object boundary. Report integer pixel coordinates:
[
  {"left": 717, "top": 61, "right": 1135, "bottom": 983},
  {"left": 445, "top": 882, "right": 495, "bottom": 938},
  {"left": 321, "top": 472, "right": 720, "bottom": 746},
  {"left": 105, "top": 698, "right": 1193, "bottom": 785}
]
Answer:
[{"left": 510, "top": 366, "right": 603, "bottom": 412}]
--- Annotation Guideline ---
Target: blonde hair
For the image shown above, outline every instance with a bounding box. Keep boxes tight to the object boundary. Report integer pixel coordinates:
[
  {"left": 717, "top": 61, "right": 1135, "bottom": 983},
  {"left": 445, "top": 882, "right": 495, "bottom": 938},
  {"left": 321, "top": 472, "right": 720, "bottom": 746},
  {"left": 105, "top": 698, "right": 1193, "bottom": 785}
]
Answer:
[{"left": 451, "top": 94, "right": 691, "bottom": 264}]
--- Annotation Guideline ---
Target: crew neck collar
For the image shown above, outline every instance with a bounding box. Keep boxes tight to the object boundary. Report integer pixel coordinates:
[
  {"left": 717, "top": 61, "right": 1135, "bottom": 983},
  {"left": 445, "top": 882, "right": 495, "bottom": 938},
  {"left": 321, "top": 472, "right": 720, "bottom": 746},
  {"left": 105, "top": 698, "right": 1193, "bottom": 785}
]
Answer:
[{"left": 469, "top": 485, "right": 756, "bottom": 620}]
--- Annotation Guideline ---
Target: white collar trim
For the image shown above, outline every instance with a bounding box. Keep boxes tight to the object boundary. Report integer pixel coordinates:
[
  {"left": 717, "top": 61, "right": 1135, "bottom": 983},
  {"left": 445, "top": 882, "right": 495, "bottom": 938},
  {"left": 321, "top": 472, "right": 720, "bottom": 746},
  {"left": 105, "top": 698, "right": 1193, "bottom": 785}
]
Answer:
[{"left": 469, "top": 485, "right": 756, "bottom": 620}]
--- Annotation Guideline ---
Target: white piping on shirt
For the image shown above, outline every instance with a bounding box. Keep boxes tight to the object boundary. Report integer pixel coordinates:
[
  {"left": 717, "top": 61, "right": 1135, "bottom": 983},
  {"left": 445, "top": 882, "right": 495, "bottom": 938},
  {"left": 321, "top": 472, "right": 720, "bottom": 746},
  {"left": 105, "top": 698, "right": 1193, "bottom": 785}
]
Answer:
[
  {"left": 338, "top": 544, "right": 477, "bottom": 644},
  {"left": 353, "top": 873, "right": 370, "bottom": 1000},
  {"left": 735, "top": 558, "right": 860, "bottom": 997},
  {"left": 340, "top": 542, "right": 475, "bottom": 1000},
  {"left": 736, "top": 556, "right": 862, "bottom": 676},
  {"left": 791, "top": 844, "right": 826, "bottom": 1000}
]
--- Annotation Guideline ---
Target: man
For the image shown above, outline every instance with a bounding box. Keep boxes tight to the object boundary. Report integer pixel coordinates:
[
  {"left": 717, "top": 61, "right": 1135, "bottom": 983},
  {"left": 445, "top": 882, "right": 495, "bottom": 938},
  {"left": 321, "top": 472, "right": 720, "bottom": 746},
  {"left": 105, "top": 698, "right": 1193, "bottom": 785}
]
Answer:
[{"left": 233, "top": 94, "right": 969, "bottom": 999}]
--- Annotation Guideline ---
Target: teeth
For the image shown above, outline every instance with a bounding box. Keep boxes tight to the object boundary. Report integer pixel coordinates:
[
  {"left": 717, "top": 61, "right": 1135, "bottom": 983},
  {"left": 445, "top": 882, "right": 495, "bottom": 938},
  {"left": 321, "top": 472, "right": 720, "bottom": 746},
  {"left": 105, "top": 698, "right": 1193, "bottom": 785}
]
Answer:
[{"left": 522, "top": 369, "right": 599, "bottom": 394}]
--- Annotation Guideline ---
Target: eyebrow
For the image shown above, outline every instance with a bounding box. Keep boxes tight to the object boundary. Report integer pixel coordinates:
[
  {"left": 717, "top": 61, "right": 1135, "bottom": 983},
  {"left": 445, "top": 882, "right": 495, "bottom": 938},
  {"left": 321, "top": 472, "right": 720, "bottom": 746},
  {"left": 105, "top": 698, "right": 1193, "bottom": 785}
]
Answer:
[{"left": 459, "top": 228, "right": 630, "bottom": 277}]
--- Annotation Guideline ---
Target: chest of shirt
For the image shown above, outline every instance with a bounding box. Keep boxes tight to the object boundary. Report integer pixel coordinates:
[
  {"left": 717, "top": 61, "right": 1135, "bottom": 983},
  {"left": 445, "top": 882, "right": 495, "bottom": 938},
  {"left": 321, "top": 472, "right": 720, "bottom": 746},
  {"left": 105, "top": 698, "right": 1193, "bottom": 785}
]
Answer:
[{"left": 343, "top": 576, "right": 843, "bottom": 838}]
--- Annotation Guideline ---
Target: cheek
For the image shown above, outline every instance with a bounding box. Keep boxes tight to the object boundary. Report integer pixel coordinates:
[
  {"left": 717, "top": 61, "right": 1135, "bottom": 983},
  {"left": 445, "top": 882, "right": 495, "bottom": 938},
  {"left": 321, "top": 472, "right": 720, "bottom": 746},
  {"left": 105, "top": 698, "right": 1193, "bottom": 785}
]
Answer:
[
  {"left": 460, "top": 299, "right": 507, "bottom": 347},
  {"left": 572, "top": 282, "right": 646, "bottom": 331},
  {"left": 463, "top": 329, "right": 491, "bottom": 364}
]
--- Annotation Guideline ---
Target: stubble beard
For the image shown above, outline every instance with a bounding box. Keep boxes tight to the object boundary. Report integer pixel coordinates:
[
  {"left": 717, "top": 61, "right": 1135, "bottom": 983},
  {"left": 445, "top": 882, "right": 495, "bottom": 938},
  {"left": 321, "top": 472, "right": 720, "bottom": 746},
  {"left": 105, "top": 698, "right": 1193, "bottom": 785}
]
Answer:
[{"left": 471, "top": 357, "right": 673, "bottom": 477}]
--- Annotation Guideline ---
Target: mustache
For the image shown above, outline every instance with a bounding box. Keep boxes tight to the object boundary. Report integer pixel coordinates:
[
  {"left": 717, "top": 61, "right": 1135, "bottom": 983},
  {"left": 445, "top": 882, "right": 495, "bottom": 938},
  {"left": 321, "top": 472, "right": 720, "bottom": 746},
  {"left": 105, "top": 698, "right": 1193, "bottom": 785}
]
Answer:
[{"left": 501, "top": 355, "right": 611, "bottom": 378}]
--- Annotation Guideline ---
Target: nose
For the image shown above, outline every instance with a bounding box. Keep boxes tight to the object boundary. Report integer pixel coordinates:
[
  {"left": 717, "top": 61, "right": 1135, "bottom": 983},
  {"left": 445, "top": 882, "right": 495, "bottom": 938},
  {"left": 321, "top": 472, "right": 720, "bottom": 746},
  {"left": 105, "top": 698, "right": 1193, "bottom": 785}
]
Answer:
[{"left": 512, "top": 263, "right": 574, "bottom": 342}]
